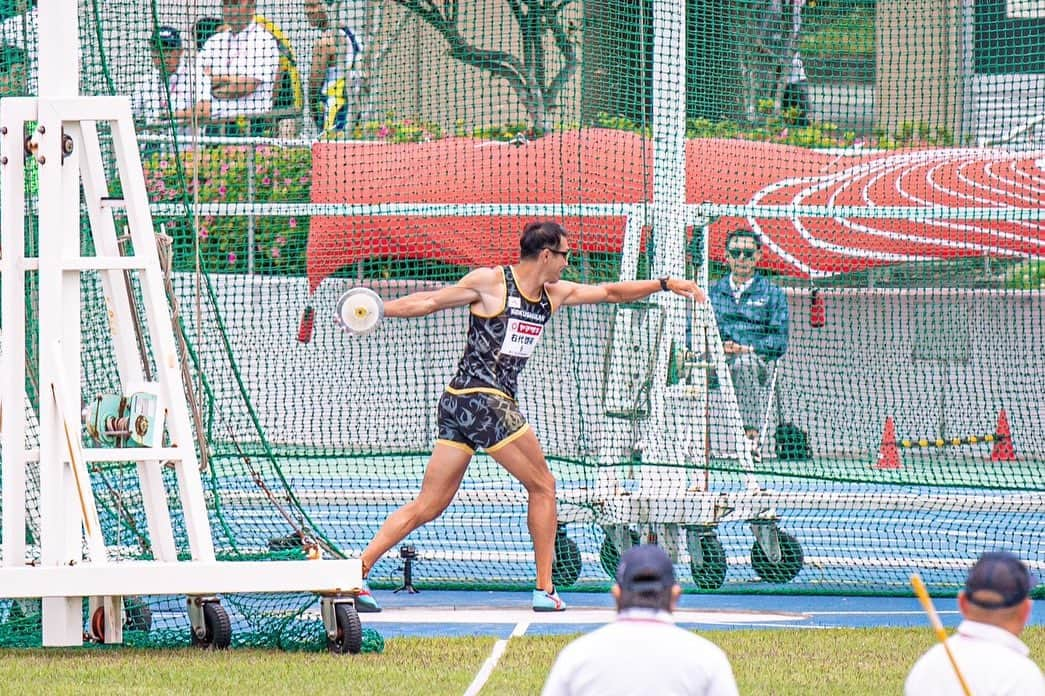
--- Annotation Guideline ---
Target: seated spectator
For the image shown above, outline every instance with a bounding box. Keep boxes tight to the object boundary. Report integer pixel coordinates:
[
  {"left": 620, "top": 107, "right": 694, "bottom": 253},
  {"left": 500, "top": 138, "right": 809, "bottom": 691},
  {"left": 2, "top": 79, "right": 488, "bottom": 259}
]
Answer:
[
  {"left": 196, "top": 0, "right": 279, "bottom": 137},
  {"left": 709, "top": 228, "right": 789, "bottom": 462},
  {"left": 131, "top": 26, "right": 208, "bottom": 146},
  {"left": 542, "top": 544, "right": 739, "bottom": 695},
  {"left": 905, "top": 551, "right": 1045, "bottom": 695},
  {"left": 305, "top": 0, "right": 363, "bottom": 136}
]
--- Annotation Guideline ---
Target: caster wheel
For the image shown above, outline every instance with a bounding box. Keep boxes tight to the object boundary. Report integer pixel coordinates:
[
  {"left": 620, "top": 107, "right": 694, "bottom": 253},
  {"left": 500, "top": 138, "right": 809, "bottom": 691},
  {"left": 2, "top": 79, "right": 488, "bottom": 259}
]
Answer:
[
  {"left": 751, "top": 530, "right": 803, "bottom": 583},
  {"left": 88, "top": 597, "right": 153, "bottom": 642},
  {"left": 599, "top": 529, "right": 641, "bottom": 579},
  {"left": 552, "top": 525, "right": 582, "bottom": 588},
  {"left": 90, "top": 606, "right": 106, "bottom": 643},
  {"left": 191, "top": 602, "right": 232, "bottom": 650},
  {"left": 686, "top": 528, "right": 727, "bottom": 590},
  {"left": 328, "top": 602, "right": 363, "bottom": 654}
]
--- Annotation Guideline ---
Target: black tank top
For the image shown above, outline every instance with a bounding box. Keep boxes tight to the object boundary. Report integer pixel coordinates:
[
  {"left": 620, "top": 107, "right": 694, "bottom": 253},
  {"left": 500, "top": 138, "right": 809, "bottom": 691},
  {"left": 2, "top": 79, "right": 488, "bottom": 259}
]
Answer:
[{"left": 447, "top": 266, "right": 553, "bottom": 399}]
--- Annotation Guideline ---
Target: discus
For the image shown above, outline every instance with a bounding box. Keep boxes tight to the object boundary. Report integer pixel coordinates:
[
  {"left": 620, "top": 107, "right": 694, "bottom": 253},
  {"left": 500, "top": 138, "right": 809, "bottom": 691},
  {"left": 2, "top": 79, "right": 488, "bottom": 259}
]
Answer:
[{"left": 334, "top": 287, "right": 384, "bottom": 336}]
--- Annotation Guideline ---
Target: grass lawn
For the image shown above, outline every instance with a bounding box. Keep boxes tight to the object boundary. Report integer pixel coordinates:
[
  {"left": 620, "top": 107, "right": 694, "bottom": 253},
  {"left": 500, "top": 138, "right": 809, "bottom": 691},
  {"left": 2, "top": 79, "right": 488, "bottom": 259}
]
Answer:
[{"left": 3, "top": 626, "right": 1044, "bottom": 695}]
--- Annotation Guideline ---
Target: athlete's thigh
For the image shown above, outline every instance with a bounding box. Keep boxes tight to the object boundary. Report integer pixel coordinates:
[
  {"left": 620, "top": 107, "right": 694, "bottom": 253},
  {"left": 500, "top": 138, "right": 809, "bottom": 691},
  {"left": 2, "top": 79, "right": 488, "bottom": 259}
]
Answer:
[
  {"left": 487, "top": 427, "right": 553, "bottom": 490},
  {"left": 415, "top": 442, "right": 473, "bottom": 509}
]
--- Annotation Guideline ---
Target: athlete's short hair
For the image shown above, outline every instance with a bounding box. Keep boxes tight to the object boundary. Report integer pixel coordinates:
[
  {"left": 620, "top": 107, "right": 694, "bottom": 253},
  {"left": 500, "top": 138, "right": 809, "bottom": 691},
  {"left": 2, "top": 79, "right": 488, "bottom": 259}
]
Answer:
[{"left": 519, "top": 221, "right": 568, "bottom": 259}]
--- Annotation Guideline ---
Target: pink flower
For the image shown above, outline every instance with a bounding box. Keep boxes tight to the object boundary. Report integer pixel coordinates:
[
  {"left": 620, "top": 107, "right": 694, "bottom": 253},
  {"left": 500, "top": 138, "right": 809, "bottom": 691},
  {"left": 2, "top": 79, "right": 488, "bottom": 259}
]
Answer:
[
  {"left": 218, "top": 185, "right": 227, "bottom": 197},
  {"left": 262, "top": 177, "right": 271, "bottom": 186},
  {"left": 276, "top": 236, "right": 286, "bottom": 245},
  {"left": 220, "top": 163, "right": 229, "bottom": 174},
  {"left": 299, "top": 176, "right": 309, "bottom": 184},
  {"left": 270, "top": 247, "right": 281, "bottom": 259},
  {"left": 288, "top": 218, "right": 297, "bottom": 229},
  {"left": 198, "top": 227, "right": 209, "bottom": 239},
  {"left": 227, "top": 252, "right": 237, "bottom": 264},
  {"left": 377, "top": 125, "right": 391, "bottom": 139}
]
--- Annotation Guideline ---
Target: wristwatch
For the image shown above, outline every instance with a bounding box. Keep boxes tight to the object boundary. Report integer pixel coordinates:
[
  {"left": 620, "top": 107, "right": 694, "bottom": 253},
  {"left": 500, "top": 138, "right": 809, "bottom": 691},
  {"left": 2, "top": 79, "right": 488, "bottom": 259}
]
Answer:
[{"left": 659, "top": 276, "right": 670, "bottom": 292}]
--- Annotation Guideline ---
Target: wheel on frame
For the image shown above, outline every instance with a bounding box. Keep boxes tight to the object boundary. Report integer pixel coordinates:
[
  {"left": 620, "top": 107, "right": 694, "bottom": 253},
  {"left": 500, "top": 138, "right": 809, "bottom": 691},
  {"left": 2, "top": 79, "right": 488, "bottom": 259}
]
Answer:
[
  {"left": 88, "top": 597, "right": 153, "bottom": 643},
  {"left": 327, "top": 602, "right": 363, "bottom": 655},
  {"left": 685, "top": 527, "right": 728, "bottom": 590},
  {"left": 551, "top": 525, "right": 583, "bottom": 588},
  {"left": 190, "top": 601, "right": 232, "bottom": 650},
  {"left": 598, "top": 529, "right": 641, "bottom": 579},
  {"left": 750, "top": 529, "right": 803, "bottom": 584}
]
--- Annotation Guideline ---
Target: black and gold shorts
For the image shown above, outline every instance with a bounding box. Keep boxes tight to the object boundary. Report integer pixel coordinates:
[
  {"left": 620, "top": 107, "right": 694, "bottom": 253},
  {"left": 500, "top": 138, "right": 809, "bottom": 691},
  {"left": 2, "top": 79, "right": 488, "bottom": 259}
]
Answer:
[{"left": 436, "top": 388, "right": 530, "bottom": 454}]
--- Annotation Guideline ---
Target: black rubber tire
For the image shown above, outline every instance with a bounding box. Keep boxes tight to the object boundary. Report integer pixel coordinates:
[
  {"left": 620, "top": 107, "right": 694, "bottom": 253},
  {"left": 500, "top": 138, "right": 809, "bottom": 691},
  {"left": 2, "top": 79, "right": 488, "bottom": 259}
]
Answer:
[
  {"left": 552, "top": 532, "right": 583, "bottom": 588},
  {"left": 190, "top": 602, "right": 232, "bottom": 650},
  {"left": 751, "top": 530, "right": 803, "bottom": 583},
  {"left": 686, "top": 530, "right": 728, "bottom": 590},
  {"left": 328, "top": 602, "right": 363, "bottom": 655},
  {"left": 599, "top": 529, "right": 641, "bottom": 579}
]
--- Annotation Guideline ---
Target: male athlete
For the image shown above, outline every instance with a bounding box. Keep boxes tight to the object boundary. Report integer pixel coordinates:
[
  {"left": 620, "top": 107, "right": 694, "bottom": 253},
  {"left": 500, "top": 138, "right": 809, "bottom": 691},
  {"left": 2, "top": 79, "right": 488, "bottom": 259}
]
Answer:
[{"left": 356, "top": 220, "right": 706, "bottom": 612}]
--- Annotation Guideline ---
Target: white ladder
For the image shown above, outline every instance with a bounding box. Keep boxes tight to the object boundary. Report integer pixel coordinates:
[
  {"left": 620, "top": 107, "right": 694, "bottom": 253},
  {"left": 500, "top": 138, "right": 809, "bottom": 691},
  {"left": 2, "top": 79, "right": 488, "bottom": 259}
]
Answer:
[{"left": 0, "top": 96, "right": 361, "bottom": 647}]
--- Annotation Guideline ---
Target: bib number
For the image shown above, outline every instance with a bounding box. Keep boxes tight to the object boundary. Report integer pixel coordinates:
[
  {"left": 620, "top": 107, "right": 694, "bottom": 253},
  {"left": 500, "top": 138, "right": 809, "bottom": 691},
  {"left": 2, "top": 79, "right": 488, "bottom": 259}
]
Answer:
[{"left": 500, "top": 318, "right": 543, "bottom": 358}]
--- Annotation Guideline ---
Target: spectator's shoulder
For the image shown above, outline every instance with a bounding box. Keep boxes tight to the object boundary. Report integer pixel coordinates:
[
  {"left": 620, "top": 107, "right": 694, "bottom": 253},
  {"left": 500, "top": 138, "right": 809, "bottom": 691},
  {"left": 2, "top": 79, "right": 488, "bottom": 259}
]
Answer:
[{"left": 709, "top": 275, "right": 731, "bottom": 295}]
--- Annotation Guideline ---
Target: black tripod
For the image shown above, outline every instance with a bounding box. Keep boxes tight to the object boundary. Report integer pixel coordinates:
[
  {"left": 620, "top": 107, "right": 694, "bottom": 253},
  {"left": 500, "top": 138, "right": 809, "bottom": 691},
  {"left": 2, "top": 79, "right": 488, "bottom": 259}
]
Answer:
[{"left": 394, "top": 545, "right": 420, "bottom": 594}]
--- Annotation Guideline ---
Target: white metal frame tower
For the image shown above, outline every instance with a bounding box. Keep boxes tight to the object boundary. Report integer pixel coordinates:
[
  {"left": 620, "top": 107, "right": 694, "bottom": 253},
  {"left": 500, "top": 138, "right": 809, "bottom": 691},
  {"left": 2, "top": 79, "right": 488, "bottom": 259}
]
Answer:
[{"left": 0, "top": 0, "right": 363, "bottom": 649}]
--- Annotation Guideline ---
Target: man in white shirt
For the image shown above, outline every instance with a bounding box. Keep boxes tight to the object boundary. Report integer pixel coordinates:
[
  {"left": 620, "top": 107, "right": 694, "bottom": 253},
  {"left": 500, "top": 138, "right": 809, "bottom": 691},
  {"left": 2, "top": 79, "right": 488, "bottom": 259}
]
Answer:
[
  {"left": 131, "top": 26, "right": 208, "bottom": 147},
  {"left": 542, "top": 544, "right": 739, "bottom": 696},
  {"left": 906, "top": 551, "right": 1045, "bottom": 696},
  {"left": 196, "top": 0, "right": 279, "bottom": 136}
]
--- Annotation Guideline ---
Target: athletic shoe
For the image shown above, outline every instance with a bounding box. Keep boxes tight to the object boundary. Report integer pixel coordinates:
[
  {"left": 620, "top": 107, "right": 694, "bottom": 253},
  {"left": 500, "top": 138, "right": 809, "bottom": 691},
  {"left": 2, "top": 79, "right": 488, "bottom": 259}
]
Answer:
[
  {"left": 354, "top": 579, "right": 382, "bottom": 613},
  {"left": 532, "top": 588, "right": 566, "bottom": 612}
]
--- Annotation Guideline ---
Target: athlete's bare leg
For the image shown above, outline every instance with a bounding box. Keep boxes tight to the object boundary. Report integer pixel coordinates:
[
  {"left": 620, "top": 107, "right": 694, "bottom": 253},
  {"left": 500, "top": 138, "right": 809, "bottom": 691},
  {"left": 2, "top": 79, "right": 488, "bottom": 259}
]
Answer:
[
  {"left": 360, "top": 443, "right": 473, "bottom": 576},
  {"left": 488, "top": 427, "right": 557, "bottom": 591}
]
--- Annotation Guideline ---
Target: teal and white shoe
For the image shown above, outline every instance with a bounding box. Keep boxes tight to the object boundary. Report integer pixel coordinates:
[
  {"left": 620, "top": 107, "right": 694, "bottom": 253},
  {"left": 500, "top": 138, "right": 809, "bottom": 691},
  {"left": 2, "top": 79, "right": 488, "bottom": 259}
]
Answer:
[
  {"left": 532, "top": 588, "right": 566, "bottom": 612},
  {"left": 354, "top": 579, "right": 382, "bottom": 613}
]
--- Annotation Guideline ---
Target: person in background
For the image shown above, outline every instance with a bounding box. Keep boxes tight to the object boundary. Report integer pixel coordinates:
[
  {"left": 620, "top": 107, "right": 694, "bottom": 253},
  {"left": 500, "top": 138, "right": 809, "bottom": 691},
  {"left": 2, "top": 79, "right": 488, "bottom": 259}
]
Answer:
[
  {"left": 542, "top": 544, "right": 739, "bottom": 696},
  {"left": 709, "top": 228, "right": 789, "bottom": 463},
  {"left": 906, "top": 551, "right": 1045, "bottom": 696},
  {"left": 305, "top": 0, "right": 363, "bottom": 136},
  {"left": 131, "top": 26, "right": 208, "bottom": 147},
  {"left": 196, "top": 0, "right": 279, "bottom": 137}
]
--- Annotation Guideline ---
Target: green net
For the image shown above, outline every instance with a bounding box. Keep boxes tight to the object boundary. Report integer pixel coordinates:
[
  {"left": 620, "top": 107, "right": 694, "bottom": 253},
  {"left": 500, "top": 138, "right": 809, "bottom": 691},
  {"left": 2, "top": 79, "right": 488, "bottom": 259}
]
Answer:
[{"left": 2, "top": 0, "right": 1045, "bottom": 649}]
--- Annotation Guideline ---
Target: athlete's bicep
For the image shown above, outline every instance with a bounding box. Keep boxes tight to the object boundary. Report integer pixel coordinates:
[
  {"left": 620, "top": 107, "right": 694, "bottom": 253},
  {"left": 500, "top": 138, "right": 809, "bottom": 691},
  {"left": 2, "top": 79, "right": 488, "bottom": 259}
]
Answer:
[
  {"left": 554, "top": 281, "right": 610, "bottom": 307},
  {"left": 425, "top": 283, "right": 483, "bottom": 311}
]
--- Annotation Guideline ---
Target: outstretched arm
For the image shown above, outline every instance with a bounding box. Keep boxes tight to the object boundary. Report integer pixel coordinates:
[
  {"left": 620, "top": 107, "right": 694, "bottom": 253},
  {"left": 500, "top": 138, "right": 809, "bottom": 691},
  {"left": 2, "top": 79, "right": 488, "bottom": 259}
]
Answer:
[
  {"left": 383, "top": 267, "right": 498, "bottom": 318},
  {"left": 552, "top": 277, "right": 706, "bottom": 307}
]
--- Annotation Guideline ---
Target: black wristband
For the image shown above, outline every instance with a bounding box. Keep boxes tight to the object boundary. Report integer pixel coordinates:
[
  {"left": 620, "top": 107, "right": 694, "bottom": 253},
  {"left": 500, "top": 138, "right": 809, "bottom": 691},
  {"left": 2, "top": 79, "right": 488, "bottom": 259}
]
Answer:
[{"left": 659, "top": 276, "right": 670, "bottom": 292}]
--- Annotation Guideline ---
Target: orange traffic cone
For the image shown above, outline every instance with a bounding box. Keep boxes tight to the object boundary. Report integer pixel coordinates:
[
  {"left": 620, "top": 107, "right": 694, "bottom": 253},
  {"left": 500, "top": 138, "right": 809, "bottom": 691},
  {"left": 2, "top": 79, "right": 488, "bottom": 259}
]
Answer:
[
  {"left": 991, "top": 409, "right": 1017, "bottom": 462},
  {"left": 875, "top": 416, "right": 902, "bottom": 469}
]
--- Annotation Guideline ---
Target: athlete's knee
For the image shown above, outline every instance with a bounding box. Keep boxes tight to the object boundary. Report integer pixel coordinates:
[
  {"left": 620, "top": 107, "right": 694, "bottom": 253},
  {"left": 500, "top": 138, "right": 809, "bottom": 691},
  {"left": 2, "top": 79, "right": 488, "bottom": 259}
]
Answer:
[
  {"left": 525, "top": 469, "right": 557, "bottom": 499},
  {"left": 410, "top": 496, "right": 452, "bottom": 525}
]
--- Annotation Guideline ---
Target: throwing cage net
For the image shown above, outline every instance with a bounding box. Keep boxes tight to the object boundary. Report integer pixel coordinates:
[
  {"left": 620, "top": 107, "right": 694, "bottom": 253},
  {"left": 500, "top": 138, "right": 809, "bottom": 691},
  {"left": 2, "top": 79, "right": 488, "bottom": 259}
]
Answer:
[{"left": 1, "top": 0, "right": 1043, "bottom": 648}]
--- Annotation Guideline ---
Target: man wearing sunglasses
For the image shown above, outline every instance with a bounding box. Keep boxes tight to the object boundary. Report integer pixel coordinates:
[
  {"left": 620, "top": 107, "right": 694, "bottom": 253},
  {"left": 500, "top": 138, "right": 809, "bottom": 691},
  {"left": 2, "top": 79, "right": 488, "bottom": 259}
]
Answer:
[
  {"left": 356, "top": 221, "right": 706, "bottom": 613},
  {"left": 709, "top": 229, "right": 789, "bottom": 462}
]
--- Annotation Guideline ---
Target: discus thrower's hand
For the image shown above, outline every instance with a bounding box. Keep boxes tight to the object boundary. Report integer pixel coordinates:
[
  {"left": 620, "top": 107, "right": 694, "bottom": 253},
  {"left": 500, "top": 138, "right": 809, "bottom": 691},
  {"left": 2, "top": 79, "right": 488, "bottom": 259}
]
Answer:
[{"left": 665, "top": 277, "right": 707, "bottom": 303}]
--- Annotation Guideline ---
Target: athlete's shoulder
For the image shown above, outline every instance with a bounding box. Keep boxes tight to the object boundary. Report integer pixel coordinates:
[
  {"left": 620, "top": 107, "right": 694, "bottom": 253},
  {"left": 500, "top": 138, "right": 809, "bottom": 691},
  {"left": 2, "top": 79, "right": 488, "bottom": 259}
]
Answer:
[{"left": 460, "top": 265, "right": 504, "bottom": 286}]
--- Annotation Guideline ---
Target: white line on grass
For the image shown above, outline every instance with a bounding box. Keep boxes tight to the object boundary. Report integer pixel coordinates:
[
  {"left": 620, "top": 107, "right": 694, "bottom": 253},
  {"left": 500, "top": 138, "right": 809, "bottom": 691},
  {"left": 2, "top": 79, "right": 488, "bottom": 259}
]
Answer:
[{"left": 463, "top": 629, "right": 514, "bottom": 696}]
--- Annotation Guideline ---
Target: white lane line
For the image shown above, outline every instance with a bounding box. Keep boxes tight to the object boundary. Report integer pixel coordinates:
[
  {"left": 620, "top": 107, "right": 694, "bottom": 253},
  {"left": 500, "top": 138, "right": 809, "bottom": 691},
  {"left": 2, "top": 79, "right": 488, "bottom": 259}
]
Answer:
[
  {"left": 463, "top": 636, "right": 509, "bottom": 696},
  {"left": 339, "top": 608, "right": 803, "bottom": 625}
]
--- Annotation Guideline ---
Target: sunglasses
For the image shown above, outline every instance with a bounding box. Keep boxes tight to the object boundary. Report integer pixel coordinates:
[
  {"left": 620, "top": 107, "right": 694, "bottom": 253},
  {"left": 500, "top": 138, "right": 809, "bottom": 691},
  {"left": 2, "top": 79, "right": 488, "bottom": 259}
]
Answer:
[
  {"left": 545, "top": 247, "right": 571, "bottom": 261},
  {"left": 727, "top": 247, "right": 758, "bottom": 260}
]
